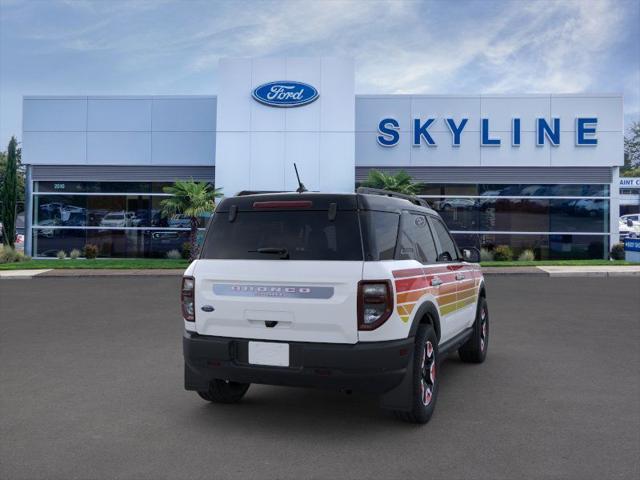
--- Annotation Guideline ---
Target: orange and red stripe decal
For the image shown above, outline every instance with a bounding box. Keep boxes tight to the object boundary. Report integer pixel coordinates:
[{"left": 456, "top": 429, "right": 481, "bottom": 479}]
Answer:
[{"left": 391, "top": 264, "right": 481, "bottom": 323}]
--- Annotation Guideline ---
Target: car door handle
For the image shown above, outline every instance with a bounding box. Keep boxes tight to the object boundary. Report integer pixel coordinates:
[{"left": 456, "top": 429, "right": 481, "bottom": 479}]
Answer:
[
  {"left": 431, "top": 277, "right": 443, "bottom": 286},
  {"left": 455, "top": 273, "right": 465, "bottom": 280}
]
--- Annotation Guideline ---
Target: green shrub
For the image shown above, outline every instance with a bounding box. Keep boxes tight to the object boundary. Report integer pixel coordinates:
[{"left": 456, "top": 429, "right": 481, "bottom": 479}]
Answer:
[
  {"left": 0, "top": 246, "right": 30, "bottom": 264},
  {"left": 493, "top": 245, "right": 514, "bottom": 261},
  {"left": 181, "top": 242, "right": 191, "bottom": 260},
  {"left": 0, "top": 245, "right": 31, "bottom": 263},
  {"left": 17, "top": 251, "right": 31, "bottom": 262},
  {"left": 69, "top": 249, "right": 81, "bottom": 259},
  {"left": 56, "top": 250, "right": 67, "bottom": 260},
  {"left": 166, "top": 249, "right": 182, "bottom": 260},
  {"left": 84, "top": 244, "right": 99, "bottom": 259},
  {"left": 0, "top": 245, "right": 18, "bottom": 263},
  {"left": 610, "top": 243, "right": 625, "bottom": 260},
  {"left": 480, "top": 248, "right": 494, "bottom": 261},
  {"left": 518, "top": 249, "right": 536, "bottom": 261}
]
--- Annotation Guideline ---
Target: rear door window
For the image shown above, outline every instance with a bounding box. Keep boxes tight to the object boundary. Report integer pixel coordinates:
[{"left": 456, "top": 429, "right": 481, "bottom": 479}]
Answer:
[
  {"left": 396, "top": 212, "right": 438, "bottom": 264},
  {"left": 201, "top": 210, "right": 363, "bottom": 261},
  {"left": 429, "top": 216, "right": 459, "bottom": 262}
]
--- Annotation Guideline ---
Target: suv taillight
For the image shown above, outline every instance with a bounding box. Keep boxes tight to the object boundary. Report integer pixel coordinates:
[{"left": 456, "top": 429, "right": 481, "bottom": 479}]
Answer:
[
  {"left": 357, "top": 280, "right": 393, "bottom": 330},
  {"left": 181, "top": 276, "right": 195, "bottom": 322}
]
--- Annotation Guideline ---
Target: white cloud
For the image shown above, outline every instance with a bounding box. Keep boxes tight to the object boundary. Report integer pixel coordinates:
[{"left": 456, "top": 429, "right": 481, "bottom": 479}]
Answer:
[{"left": 353, "top": 0, "right": 628, "bottom": 95}]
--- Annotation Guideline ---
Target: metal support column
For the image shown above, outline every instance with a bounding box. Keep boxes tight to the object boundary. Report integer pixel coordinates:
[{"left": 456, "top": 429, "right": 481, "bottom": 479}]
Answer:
[
  {"left": 24, "top": 165, "right": 33, "bottom": 256},
  {"left": 610, "top": 166, "right": 620, "bottom": 251}
]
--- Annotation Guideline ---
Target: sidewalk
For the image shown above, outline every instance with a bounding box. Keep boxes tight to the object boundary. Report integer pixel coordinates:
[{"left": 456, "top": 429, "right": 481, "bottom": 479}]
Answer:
[{"left": 2, "top": 266, "right": 640, "bottom": 279}]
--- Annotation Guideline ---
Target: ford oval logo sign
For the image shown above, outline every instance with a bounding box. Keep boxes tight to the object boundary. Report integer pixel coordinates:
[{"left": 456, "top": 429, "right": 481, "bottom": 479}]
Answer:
[{"left": 252, "top": 81, "right": 319, "bottom": 108}]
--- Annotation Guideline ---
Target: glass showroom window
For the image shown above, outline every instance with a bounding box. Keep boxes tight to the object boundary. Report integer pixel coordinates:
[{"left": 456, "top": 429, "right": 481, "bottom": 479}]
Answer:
[
  {"left": 31, "top": 181, "right": 208, "bottom": 258},
  {"left": 419, "top": 183, "right": 611, "bottom": 260},
  {"left": 451, "top": 233, "right": 609, "bottom": 260}
]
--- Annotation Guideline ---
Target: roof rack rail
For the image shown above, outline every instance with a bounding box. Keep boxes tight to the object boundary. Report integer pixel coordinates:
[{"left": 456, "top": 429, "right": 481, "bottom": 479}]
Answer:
[
  {"left": 356, "top": 187, "right": 431, "bottom": 208},
  {"left": 235, "top": 190, "right": 291, "bottom": 196}
]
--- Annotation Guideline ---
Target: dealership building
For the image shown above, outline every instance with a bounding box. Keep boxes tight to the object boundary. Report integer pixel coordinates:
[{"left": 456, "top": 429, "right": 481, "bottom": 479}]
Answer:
[{"left": 21, "top": 57, "right": 624, "bottom": 259}]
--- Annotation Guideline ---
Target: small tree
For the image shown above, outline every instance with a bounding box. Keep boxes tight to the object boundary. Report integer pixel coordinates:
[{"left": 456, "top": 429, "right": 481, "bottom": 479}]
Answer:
[
  {"left": 362, "top": 169, "right": 422, "bottom": 195},
  {"left": 160, "top": 180, "right": 222, "bottom": 261},
  {"left": 622, "top": 121, "right": 640, "bottom": 176},
  {"left": 0, "top": 142, "right": 24, "bottom": 203},
  {"left": 1, "top": 137, "right": 18, "bottom": 247}
]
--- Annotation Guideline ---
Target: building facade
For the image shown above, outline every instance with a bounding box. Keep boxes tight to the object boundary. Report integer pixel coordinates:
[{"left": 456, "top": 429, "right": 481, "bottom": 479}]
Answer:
[{"left": 21, "top": 57, "right": 624, "bottom": 259}]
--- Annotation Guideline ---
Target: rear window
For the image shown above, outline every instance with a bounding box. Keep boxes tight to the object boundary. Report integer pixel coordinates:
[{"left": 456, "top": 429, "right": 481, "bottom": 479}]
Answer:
[{"left": 201, "top": 211, "right": 363, "bottom": 261}]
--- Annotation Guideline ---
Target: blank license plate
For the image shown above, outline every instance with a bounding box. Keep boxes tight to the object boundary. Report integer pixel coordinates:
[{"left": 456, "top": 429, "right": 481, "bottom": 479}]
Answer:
[{"left": 248, "top": 341, "right": 289, "bottom": 367}]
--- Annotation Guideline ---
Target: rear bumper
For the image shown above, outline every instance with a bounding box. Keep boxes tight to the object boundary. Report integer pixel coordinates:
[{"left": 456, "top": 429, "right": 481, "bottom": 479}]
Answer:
[{"left": 183, "top": 332, "right": 414, "bottom": 394}]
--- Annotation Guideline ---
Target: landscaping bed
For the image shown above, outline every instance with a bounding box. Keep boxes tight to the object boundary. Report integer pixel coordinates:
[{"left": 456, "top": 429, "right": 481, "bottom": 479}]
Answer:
[{"left": 1, "top": 258, "right": 638, "bottom": 270}]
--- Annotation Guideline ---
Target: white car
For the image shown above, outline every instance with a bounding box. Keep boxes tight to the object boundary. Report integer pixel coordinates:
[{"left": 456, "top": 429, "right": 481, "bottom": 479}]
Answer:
[
  {"left": 620, "top": 214, "right": 640, "bottom": 226},
  {"left": 620, "top": 216, "right": 640, "bottom": 239},
  {"left": 182, "top": 189, "right": 488, "bottom": 424},
  {"left": 99, "top": 211, "right": 137, "bottom": 228}
]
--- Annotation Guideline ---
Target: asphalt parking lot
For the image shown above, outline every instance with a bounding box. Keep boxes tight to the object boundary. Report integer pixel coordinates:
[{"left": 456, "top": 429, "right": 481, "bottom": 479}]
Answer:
[{"left": 1, "top": 275, "right": 639, "bottom": 480}]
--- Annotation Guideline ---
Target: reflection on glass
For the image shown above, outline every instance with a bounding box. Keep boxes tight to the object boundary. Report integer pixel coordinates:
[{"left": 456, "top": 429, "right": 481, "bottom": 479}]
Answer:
[
  {"left": 33, "top": 229, "right": 192, "bottom": 258},
  {"left": 452, "top": 233, "right": 609, "bottom": 260},
  {"left": 33, "top": 229, "right": 87, "bottom": 257},
  {"left": 86, "top": 229, "right": 190, "bottom": 258},
  {"left": 34, "top": 194, "right": 206, "bottom": 228},
  {"left": 34, "top": 195, "right": 88, "bottom": 227},
  {"left": 426, "top": 198, "right": 609, "bottom": 233},
  {"left": 418, "top": 183, "right": 609, "bottom": 197}
]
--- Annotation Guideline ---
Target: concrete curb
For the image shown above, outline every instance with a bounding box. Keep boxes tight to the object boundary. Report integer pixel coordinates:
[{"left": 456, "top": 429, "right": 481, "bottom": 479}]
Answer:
[
  {"left": 39, "top": 269, "right": 186, "bottom": 277},
  {"left": 481, "top": 267, "right": 546, "bottom": 276},
  {"left": 538, "top": 266, "right": 640, "bottom": 277}
]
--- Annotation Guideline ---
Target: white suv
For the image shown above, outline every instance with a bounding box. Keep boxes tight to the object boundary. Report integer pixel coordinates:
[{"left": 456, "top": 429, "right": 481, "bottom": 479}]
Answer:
[{"left": 182, "top": 189, "right": 488, "bottom": 423}]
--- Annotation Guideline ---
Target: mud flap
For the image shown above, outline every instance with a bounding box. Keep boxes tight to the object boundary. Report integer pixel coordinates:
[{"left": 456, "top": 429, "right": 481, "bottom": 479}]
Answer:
[
  {"left": 378, "top": 357, "right": 414, "bottom": 412},
  {"left": 184, "top": 363, "right": 210, "bottom": 391}
]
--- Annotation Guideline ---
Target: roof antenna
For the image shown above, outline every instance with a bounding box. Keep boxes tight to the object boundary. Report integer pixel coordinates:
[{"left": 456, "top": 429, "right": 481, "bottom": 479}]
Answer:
[{"left": 293, "top": 163, "right": 307, "bottom": 193}]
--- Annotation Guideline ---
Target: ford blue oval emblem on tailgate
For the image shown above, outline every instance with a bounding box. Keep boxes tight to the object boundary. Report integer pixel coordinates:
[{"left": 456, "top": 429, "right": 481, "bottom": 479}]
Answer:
[{"left": 252, "top": 81, "right": 319, "bottom": 107}]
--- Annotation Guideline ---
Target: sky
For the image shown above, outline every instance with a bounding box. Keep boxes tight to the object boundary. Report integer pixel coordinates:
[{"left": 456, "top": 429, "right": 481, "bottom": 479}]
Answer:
[{"left": 0, "top": 0, "right": 639, "bottom": 146}]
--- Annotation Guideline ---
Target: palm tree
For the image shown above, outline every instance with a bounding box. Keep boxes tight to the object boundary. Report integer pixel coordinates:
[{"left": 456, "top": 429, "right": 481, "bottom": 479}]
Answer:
[
  {"left": 362, "top": 169, "right": 422, "bottom": 195},
  {"left": 160, "top": 180, "right": 222, "bottom": 261}
]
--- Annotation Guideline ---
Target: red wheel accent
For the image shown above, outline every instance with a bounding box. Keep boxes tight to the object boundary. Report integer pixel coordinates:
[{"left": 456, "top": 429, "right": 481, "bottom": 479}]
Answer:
[
  {"left": 421, "top": 340, "right": 436, "bottom": 406},
  {"left": 480, "top": 307, "right": 488, "bottom": 352}
]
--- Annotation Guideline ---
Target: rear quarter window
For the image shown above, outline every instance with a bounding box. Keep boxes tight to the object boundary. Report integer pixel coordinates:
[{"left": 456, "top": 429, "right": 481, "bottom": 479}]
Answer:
[
  {"left": 360, "top": 211, "right": 399, "bottom": 261},
  {"left": 396, "top": 211, "right": 438, "bottom": 264},
  {"left": 200, "top": 210, "right": 363, "bottom": 261}
]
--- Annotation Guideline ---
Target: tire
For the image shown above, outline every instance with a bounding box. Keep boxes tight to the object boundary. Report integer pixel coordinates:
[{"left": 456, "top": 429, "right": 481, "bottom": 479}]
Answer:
[
  {"left": 394, "top": 324, "right": 439, "bottom": 424},
  {"left": 458, "top": 296, "right": 489, "bottom": 363},
  {"left": 197, "top": 379, "right": 250, "bottom": 404}
]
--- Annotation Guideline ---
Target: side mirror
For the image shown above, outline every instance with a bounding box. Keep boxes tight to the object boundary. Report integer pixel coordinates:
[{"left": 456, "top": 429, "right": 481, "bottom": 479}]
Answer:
[
  {"left": 437, "top": 252, "right": 452, "bottom": 262},
  {"left": 627, "top": 219, "right": 634, "bottom": 227},
  {"left": 462, "top": 247, "right": 481, "bottom": 263}
]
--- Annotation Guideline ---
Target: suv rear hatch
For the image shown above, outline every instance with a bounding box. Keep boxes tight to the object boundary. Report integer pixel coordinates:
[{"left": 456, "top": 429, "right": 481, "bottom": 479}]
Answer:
[{"left": 193, "top": 194, "right": 363, "bottom": 344}]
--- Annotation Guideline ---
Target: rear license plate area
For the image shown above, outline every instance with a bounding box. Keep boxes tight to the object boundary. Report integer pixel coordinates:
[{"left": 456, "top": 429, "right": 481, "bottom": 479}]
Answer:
[{"left": 248, "top": 341, "right": 290, "bottom": 367}]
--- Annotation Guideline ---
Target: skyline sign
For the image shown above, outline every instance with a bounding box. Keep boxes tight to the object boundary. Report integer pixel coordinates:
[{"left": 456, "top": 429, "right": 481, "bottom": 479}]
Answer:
[{"left": 377, "top": 117, "right": 599, "bottom": 148}]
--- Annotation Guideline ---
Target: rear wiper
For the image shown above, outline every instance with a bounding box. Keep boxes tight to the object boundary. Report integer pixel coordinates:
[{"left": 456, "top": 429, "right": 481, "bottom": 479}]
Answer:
[{"left": 249, "top": 247, "right": 290, "bottom": 259}]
